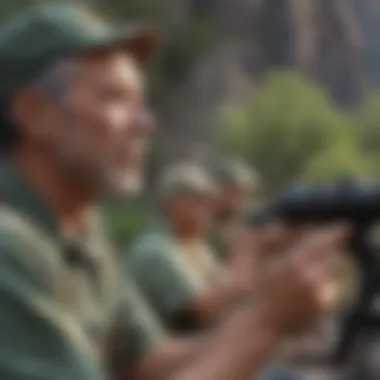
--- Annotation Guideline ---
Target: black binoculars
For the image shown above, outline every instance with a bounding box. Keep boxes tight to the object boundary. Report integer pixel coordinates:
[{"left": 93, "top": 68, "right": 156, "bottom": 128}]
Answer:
[{"left": 245, "top": 178, "right": 380, "bottom": 363}]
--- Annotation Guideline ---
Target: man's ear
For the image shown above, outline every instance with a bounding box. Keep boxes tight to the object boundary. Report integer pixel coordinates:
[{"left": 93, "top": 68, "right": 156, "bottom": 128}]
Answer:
[{"left": 9, "top": 88, "right": 58, "bottom": 144}]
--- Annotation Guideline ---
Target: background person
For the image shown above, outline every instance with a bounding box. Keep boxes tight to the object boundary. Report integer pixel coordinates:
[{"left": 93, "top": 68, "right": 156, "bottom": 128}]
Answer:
[{"left": 209, "top": 157, "right": 261, "bottom": 259}]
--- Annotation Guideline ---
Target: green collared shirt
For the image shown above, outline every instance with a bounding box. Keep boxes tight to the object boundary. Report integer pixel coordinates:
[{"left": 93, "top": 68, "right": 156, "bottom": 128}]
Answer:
[
  {"left": 127, "top": 220, "right": 222, "bottom": 328},
  {"left": 0, "top": 162, "right": 165, "bottom": 380}
]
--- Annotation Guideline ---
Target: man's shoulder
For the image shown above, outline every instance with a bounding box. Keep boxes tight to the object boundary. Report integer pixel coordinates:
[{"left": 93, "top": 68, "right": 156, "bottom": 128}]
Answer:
[
  {"left": 85, "top": 206, "right": 106, "bottom": 233},
  {"left": 127, "top": 226, "right": 182, "bottom": 282},
  {"left": 0, "top": 205, "right": 62, "bottom": 284},
  {"left": 0, "top": 204, "right": 55, "bottom": 247},
  {"left": 130, "top": 225, "right": 174, "bottom": 258}
]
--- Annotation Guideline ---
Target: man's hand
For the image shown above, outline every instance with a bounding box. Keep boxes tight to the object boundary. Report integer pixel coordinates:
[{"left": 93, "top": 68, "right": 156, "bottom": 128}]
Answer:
[
  {"left": 224, "top": 221, "right": 284, "bottom": 281},
  {"left": 169, "top": 225, "right": 348, "bottom": 380},
  {"left": 255, "top": 225, "right": 348, "bottom": 336}
]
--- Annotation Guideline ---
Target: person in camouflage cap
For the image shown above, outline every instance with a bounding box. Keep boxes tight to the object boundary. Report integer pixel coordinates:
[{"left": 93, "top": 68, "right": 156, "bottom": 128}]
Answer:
[
  {"left": 0, "top": 3, "right": 348, "bottom": 380},
  {"left": 128, "top": 163, "right": 228, "bottom": 330},
  {"left": 128, "top": 163, "right": 267, "bottom": 332},
  {"left": 156, "top": 162, "right": 223, "bottom": 286},
  {"left": 209, "top": 157, "right": 261, "bottom": 259}
]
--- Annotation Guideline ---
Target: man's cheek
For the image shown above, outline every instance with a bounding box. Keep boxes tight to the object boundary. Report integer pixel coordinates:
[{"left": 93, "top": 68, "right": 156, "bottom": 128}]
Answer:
[{"left": 106, "top": 105, "right": 133, "bottom": 132}]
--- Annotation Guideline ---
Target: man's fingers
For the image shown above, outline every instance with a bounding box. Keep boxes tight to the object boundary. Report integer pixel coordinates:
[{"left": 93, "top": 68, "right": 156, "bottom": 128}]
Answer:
[
  {"left": 260, "top": 221, "right": 288, "bottom": 245},
  {"left": 294, "top": 224, "right": 349, "bottom": 265},
  {"left": 318, "top": 278, "right": 341, "bottom": 308},
  {"left": 238, "top": 220, "right": 288, "bottom": 251},
  {"left": 256, "top": 222, "right": 309, "bottom": 254},
  {"left": 256, "top": 224, "right": 349, "bottom": 336},
  {"left": 304, "top": 248, "right": 344, "bottom": 283},
  {"left": 291, "top": 225, "right": 347, "bottom": 293}
]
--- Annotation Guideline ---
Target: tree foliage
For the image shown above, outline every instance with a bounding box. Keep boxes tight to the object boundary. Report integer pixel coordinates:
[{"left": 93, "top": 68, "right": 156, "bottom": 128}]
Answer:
[
  {"left": 216, "top": 70, "right": 377, "bottom": 193},
  {"left": 354, "top": 93, "right": 380, "bottom": 153},
  {"left": 97, "top": 0, "right": 213, "bottom": 92},
  {"left": 352, "top": 93, "right": 380, "bottom": 178}
]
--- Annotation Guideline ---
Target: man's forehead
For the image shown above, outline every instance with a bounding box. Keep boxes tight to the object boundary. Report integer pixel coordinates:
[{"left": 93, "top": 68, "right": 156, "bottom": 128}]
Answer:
[{"left": 73, "top": 51, "right": 144, "bottom": 87}]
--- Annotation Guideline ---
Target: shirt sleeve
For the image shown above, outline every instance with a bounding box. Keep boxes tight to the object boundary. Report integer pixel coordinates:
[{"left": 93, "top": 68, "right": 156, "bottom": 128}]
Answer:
[
  {"left": 111, "top": 274, "right": 167, "bottom": 364},
  {"left": 128, "top": 238, "right": 200, "bottom": 325},
  {"left": 0, "top": 231, "right": 104, "bottom": 380},
  {"left": 202, "top": 247, "right": 225, "bottom": 285}
]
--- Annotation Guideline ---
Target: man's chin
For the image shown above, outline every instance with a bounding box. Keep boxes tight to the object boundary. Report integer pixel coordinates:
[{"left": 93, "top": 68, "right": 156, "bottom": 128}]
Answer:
[
  {"left": 122, "top": 176, "right": 144, "bottom": 196},
  {"left": 97, "top": 167, "right": 145, "bottom": 199},
  {"left": 110, "top": 172, "right": 144, "bottom": 198}
]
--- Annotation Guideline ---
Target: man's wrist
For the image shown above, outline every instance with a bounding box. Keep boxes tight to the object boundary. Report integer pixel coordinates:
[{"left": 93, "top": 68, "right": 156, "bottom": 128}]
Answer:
[
  {"left": 252, "top": 297, "right": 291, "bottom": 339},
  {"left": 168, "top": 302, "right": 285, "bottom": 380},
  {"left": 232, "top": 300, "right": 284, "bottom": 354},
  {"left": 231, "top": 301, "right": 285, "bottom": 368},
  {"left": 242, "top": 297, "right": 286, "bottom": 344}
]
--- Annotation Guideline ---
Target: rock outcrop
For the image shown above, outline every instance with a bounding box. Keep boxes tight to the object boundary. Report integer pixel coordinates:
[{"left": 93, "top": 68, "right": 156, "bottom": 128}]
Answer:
[
  {"left": 155, "top": 0, "right": 366, "bottom": 162},
  {"left": 350, "top": 0, "right": 380, "bottom": 87}
]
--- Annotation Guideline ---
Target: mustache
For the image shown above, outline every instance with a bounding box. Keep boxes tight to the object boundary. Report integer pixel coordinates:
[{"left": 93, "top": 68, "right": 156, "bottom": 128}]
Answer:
[{"left": 117, "top": 138, "right": 149, "bottom": 158}]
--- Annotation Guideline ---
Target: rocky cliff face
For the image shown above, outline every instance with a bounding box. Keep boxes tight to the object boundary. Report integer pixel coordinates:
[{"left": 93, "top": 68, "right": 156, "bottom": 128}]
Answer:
[
  {"left": 254, "top": 0, "right": 364, "bottom": 106},
  {"left": 350, "top": 0, "right": 380, "bottom": 87},
  {"left": 156, "top": 0, "right": 366, "bottom": 162}
]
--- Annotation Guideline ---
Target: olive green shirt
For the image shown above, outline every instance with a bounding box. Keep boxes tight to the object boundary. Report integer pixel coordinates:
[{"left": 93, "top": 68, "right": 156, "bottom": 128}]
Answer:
[
  {"left": 0, "top": 162, "right": 165, "bottom": 380},
  {"left": 128, "top": 221, "right": 222, "bottom": 327}
]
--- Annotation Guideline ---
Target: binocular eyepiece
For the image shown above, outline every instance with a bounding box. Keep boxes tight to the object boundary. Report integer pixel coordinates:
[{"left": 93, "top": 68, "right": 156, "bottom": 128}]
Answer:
[{"left": 245, "top": 178, "right": 380, "bottom": 226}]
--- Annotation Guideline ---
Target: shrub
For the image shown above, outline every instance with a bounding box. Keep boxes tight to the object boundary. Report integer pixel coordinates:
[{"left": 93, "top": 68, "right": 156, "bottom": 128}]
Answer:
[{"left": 216, "top": 70, "right": 360, "bottom": 192}]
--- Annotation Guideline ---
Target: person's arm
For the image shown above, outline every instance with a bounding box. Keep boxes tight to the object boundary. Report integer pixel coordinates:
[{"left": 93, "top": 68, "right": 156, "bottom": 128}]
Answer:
[
  {"left": 110, "top": 270, "right": 266, "bottom": 380},
  {"left": 128, "top": 241, "right": 255, "bottom": 330},
  {"left": 170, "top": 225, "right": 347, "bottom": 380},
  {"left": 108, "top": 272, "right": 207, "bottom": 380},
  {"left": 113, "top": 295, "right": 275, "bottom": 380},
  {"left": 129, "top": 336, "right": 205, "bottom": 380},
  {"left": 0, "top": 230, "right": 103, "bottom": 380},
  {"left": 122, "top": 225, "right": 346, "bottom": 380},
  {"left": 111, "top": 265, "right": 268, "bottom": 380},
  {"left": 169, "top": 303, "right": 281, "bottom": 380}
]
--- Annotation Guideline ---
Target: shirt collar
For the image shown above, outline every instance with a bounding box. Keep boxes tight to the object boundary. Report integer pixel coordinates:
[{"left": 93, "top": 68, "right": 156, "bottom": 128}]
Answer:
[
  {"left": 0, "top": 160, "right": 60, "bottom": 239},
  {"left": 147, "top": 216, "right": 173, "bottom": 236}
]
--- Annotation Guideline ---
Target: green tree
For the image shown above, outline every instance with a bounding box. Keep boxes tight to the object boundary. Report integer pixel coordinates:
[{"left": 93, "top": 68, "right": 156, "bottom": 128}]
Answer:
[
  {"left": 354, "top": 93, "right": 380, "bottom": 154},
  {"left": 103, "top": 196, "right": 155, "bottom": 246},
  {"left": 216, "top": 70, "right": 356, "bottom": 192},
  {"left": 349, "top": 92, "right": 380, "bottom": 178},
  {"left": 0, "top": 0, "right": 214, "bottom": 94},
  {"left": 301, "top": 137, "right": 373, "bottom": 180},
  {"left": 97, "top": 0, "right": 213, "bottom": 92}
]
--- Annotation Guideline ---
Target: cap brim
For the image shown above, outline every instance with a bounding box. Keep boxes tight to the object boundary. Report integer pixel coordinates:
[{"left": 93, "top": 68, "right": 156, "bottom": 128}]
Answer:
[{"left": 84, "top": 25, "right": 159, "bottom": 64}]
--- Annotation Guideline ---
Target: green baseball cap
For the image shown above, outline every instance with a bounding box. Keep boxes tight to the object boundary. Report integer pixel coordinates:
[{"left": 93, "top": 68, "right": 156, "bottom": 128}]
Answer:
[
  {"left": 158, "top": 163, "right": 218, "bottom": 200},
  {"left": 0, "top": 4, "right": 158, "bottom": 100},
  {"left": 209, "top": 157, "right": 260, "bottom": 192}
]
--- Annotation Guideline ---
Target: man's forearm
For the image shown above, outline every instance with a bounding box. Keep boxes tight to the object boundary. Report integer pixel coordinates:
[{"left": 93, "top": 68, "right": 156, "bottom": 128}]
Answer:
[
  {"left": 129, "top": 336, "right": 206, "bottom": 380},
  {"left": 170, "top": 303, "right": 281, "bottom": 380},
  {"left": 190, "top": 253, "right": 256, "bottom": 325}
]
